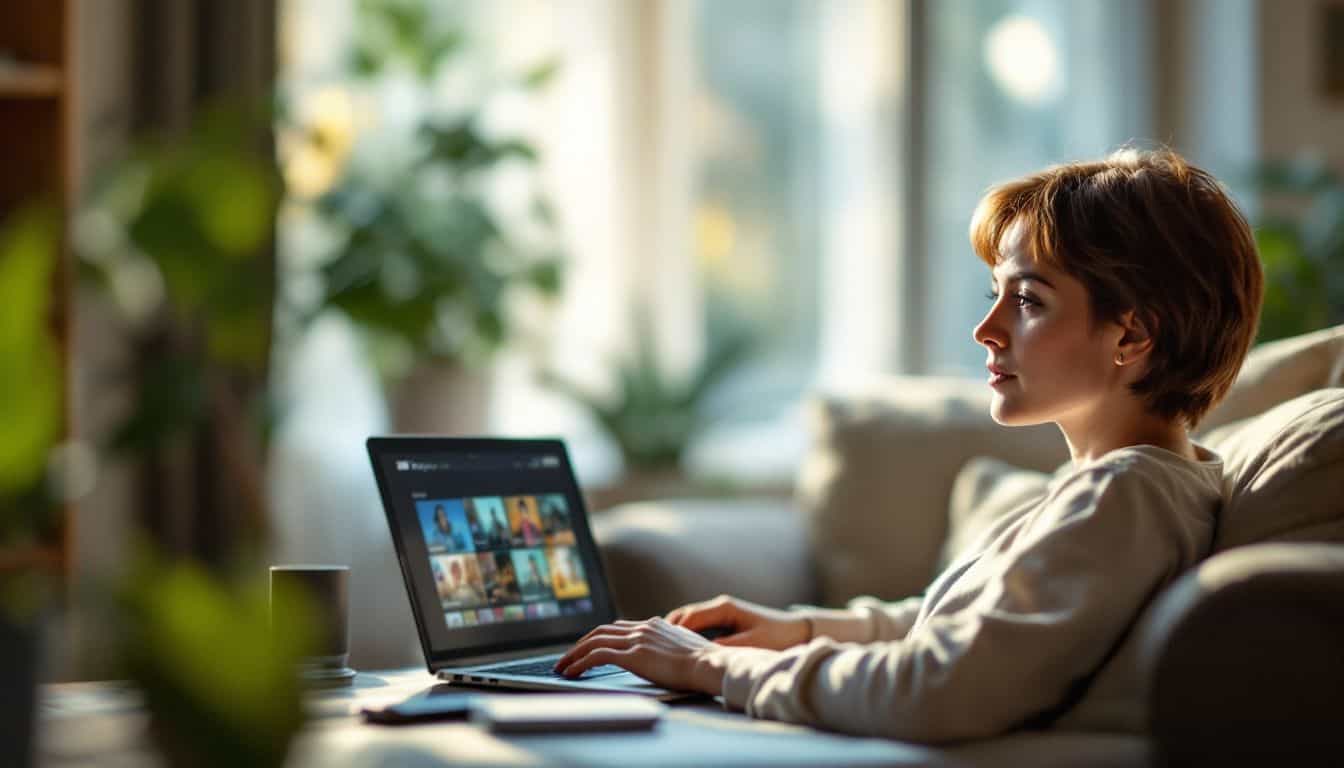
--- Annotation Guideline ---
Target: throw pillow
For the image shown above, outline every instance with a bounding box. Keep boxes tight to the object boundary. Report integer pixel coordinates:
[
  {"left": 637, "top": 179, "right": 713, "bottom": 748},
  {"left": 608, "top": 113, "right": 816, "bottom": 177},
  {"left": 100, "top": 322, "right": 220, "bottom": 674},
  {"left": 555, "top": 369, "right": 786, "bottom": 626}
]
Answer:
[
  {"left": 1200, "top": 388, "right": 1344, "bottom": 551},
  {"left": 797, "top": 376, "right": 1067, "bottom": 606},
  {"left": 941, "top": 456, "right": 1050, "bottom": 571},
  {"left": 1199, "top": 324, "right": 1344, "bottom": 433}
]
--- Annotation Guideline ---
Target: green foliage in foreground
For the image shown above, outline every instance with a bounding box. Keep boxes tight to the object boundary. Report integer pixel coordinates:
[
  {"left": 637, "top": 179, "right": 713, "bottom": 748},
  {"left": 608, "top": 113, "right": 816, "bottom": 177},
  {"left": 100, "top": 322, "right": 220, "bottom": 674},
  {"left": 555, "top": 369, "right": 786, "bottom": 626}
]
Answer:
[
  {"left": 117, "top": 551, "right": 317, "bottom": 768},
  {"left": 0, "top": 207, "right": 61, "bottom": 544}
]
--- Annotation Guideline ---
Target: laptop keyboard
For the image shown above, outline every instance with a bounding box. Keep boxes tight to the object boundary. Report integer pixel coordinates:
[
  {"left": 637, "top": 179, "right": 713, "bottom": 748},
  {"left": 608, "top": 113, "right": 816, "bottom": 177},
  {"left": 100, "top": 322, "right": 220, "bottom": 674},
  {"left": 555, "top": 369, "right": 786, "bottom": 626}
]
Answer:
[{"left": 483, "top": 658, "right": 628, "bottom": 680}]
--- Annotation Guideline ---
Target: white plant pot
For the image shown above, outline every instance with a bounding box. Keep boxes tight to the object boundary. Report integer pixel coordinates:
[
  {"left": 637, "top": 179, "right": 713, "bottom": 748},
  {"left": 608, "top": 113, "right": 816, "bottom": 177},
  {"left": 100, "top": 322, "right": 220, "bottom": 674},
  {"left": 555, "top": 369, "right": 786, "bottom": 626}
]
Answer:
[{"left": 389, "top": 360, "right": 491, "bottom": 436}]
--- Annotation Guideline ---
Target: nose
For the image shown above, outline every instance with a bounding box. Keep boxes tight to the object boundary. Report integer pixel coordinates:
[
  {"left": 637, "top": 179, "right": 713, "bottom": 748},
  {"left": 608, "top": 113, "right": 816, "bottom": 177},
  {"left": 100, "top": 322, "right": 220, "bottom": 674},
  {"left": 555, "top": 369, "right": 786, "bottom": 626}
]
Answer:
[{"left": 973, "top": 300, "right": 1006, "bottom": 351}]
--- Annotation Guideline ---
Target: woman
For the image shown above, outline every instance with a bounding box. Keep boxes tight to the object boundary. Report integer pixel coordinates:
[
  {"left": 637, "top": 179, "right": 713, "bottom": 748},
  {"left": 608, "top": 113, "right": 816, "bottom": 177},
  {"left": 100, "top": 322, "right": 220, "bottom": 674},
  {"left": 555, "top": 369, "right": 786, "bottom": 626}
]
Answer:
[{"left": 553, "top": 148, "right": 1263, "bottom": 743}]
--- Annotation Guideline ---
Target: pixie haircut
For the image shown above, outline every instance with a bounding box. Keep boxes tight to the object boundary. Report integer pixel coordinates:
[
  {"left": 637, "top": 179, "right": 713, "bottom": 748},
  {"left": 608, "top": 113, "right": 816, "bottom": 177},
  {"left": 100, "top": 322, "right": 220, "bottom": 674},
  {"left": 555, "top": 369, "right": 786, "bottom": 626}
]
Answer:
[{"left": 969, "top": 147, "right": 1264, "bottom": 428}]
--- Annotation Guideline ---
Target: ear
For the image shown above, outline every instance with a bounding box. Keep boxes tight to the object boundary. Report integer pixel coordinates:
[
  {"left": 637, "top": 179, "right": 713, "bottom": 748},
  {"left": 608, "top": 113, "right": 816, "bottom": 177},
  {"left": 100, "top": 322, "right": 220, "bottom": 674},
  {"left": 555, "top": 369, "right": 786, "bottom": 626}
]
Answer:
[{"left": 1113, "top": 310, "right": 1155, "bottom": 367}]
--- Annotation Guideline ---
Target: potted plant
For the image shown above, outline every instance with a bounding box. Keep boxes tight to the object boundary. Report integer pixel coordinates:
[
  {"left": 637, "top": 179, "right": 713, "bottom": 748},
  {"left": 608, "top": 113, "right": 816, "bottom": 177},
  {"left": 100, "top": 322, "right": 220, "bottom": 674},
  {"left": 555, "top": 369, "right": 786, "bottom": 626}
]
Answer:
[
  {"left": 283, "top": 0, "right": 564, "bottom": 434},
  {"left": 76, "top": 105, "right": 316, "bottom": 768},
  {"left": 0, "top": 206, "right": 64, "bottom": 768},
  {"left": 1248, "top": 153, "right": 1344, "bottom": 341},
  {"left": 540, "top": 309, "right": 755, "bottom": 509},
  {"left": 77, "top": 104, "right": 280, "bottom": 556}
]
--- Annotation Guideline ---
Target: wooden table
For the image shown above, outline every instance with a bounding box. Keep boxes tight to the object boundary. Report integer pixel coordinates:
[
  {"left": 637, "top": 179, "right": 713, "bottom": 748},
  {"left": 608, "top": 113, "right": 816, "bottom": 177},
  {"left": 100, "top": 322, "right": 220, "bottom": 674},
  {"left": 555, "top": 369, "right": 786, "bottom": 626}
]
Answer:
[{"left": 38, "top": 668, "right": 1145, "bottom": 767}]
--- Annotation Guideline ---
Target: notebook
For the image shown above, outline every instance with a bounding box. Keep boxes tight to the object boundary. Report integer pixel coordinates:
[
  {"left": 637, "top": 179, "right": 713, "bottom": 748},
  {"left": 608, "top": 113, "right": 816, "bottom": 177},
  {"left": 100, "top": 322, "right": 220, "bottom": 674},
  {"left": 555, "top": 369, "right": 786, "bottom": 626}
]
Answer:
[{"left": 366, "top": 436, "right": 681, "bottom": 699}]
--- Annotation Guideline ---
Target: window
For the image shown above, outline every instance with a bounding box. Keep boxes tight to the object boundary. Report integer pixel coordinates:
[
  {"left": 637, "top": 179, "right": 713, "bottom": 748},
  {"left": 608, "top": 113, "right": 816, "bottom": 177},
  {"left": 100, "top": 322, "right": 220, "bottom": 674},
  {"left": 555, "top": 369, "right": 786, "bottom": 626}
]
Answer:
[
  {"left": 273, "top": 0, "right": 1156, "bottom": 491},
  {"left": 921, "top": 0, "right": 1153, "bottom": 376}
]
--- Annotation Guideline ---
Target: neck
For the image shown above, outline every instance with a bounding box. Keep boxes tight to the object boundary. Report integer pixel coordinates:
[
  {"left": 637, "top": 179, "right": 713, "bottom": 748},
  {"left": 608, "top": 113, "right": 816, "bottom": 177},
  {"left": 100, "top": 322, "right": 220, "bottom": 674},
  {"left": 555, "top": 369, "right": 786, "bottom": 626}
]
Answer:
[{"left": 1058, "top": 401, "right": 1195, "bottom": 465}]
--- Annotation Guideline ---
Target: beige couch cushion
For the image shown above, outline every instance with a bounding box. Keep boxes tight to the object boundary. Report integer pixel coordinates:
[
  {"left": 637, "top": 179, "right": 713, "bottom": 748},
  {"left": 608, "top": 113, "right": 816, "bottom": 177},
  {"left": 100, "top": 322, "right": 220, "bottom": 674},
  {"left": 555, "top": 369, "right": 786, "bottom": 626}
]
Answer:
[
  {"left": 798, "top": 377, "right": 1068, "bottom": 606},
  {"left": 940, "top": 457, "right": 1050, "bottom": 571},
  {"left": 593, "top": 499, "right": 815, "bottom": 619},
  {"left": 1198, "top": 324, "right": 1344, "bottom": 432},
  {"left": 1201, "top": 388, "right": 1344, "bottom": 551}
]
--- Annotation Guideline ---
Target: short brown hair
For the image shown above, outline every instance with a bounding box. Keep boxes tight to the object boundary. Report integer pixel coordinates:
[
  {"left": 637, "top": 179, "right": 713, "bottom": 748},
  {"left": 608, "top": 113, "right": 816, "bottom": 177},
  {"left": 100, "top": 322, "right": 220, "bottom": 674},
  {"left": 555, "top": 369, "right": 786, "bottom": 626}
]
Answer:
[{"left": 968, "top": 147, "right": 1264, "bottom": 428}]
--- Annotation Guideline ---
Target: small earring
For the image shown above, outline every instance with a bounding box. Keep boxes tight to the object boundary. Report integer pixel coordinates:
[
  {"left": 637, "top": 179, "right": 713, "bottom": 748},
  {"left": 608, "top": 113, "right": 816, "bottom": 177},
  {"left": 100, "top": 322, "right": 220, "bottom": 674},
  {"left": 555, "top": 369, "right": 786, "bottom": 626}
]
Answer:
[{"left": 1115, "top": 352, "right": 1125, "bottom": 366}]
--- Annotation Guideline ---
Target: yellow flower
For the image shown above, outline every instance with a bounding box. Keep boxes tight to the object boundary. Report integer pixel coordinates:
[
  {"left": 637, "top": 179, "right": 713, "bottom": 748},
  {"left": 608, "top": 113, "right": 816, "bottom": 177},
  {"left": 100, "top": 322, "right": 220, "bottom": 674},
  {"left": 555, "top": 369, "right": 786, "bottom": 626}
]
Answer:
[{"left": 281, "top": 86, "right": 356, "bottom": 199}]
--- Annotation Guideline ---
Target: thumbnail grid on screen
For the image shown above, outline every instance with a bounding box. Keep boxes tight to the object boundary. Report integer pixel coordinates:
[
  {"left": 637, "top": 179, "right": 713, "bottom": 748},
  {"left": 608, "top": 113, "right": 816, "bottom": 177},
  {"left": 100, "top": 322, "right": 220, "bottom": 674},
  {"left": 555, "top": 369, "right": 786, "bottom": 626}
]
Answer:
[{"left": 416, "top": 494, "right": 592, "bottom": 630}]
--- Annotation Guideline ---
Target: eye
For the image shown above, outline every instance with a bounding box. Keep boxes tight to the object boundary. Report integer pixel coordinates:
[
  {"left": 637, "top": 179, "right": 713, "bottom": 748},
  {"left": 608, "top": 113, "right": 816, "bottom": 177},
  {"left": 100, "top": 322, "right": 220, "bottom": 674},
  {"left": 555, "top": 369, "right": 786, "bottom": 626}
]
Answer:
[{"left": 985, "top": 290, "right": 1041, "bottom": 308}]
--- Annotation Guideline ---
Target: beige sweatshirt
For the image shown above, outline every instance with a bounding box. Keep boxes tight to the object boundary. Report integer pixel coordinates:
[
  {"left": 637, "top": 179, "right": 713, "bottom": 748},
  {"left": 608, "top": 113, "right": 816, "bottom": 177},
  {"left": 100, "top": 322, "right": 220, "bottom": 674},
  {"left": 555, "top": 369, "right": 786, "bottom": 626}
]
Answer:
[{"left": 720, "top": 444, "right": 1221, "bottom": 744}]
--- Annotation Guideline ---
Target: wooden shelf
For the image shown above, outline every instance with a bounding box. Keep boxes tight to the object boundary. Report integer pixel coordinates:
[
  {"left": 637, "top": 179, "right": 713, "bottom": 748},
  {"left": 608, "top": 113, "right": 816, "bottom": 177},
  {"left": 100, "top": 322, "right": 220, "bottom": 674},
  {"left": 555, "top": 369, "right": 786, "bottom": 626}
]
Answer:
[
  {"left": 0, "top": 544, "right": 63, "bottom": 573},
  {"left": 0, "top": 64, "right": 63, "bottom": 98},
  {"left": 1, "top": 0, "right": 74, "bottom": 588}
]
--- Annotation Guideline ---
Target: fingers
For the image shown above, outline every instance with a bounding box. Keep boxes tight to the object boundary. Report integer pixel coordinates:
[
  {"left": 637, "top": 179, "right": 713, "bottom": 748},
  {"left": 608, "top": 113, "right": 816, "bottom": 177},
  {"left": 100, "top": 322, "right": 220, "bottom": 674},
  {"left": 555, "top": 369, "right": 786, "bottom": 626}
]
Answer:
[
  {"left": 710, "top": 631, "right": 755, "bottom": 647},
  {"left": 555, "top": 618, "right": 670, "bottom": 670},
  {"left": 554, "top": 630, "right": 631, "bottom": 671},
  {"left": 666, "top": 595, "right": 738, "bottom": 631},
  {"left": 561, "top": 646, "right": 637, "bottom": 678},
  {"left": 569, "top": 620, "right": 640, "bottom": 649}
]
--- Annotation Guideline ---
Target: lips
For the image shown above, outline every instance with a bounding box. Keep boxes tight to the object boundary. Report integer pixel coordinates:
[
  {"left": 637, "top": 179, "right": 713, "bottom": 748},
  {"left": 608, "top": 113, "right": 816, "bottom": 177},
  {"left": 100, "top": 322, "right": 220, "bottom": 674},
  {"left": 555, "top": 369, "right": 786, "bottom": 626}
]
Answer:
[{"left": 986, "top": 363, "right": 1016, "bottom": 386}]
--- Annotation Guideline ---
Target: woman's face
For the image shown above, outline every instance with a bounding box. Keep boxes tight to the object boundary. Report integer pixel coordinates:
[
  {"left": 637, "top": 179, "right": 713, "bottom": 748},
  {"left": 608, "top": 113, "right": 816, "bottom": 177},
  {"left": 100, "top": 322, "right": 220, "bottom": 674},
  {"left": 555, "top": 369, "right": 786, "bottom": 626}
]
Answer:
[{"left": 972, "top": 222, "right": 1123, "bottom": 429}]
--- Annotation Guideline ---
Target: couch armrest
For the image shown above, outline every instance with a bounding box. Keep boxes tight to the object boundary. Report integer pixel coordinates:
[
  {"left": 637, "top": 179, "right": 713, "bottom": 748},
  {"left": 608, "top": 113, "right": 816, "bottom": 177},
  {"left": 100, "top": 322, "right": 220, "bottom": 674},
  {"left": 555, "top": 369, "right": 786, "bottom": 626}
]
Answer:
[
  {"left": 798, "top": 377, "right": 1067, "bottom": 604},
  {"left": 1140, "top": 543, "right": 1344, "bottom": 765},
  {"left": 592, "top": 498, "right": 816, "bottom": 620}
]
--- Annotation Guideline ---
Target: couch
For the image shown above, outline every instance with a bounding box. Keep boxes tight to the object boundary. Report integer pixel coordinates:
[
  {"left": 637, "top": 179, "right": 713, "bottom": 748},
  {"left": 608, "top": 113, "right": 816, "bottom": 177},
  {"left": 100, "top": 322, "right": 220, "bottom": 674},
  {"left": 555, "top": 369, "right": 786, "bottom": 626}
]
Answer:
[{"left": 593, "top": 324, "right": 1344, "bottom": 766}]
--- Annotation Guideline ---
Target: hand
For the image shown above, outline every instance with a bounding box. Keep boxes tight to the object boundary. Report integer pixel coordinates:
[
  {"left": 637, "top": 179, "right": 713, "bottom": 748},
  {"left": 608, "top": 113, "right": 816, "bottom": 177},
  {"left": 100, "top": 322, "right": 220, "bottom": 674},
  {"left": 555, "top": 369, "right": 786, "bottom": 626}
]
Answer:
[
  {"left": 553, "top": 617, "right": 732, "bottom": 695},
  {"left": 665, "top": 594, "right": 811, "bottom": 651}
]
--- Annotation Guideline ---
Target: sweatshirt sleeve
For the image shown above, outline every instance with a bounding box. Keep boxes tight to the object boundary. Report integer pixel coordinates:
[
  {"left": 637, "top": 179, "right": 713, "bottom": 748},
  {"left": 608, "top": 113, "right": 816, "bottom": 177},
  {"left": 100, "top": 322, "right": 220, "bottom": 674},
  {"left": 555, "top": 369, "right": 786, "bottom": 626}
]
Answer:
[
  {"left": 812, "top": 494, "right": 1045, "bottom": 644},
  {"left": 839, "top": 595, "right": 924, "bottom": 641},
  {"left": 720, "top": 463, "right": 1199, "bottom": 743}
]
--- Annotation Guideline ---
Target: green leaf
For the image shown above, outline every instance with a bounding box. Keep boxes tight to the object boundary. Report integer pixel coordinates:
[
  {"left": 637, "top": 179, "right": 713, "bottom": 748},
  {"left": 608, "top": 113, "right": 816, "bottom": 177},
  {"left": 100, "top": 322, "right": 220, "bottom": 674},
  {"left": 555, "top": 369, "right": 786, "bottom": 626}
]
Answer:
[
  {"left": 1255, "top": 225, "right": 1324, "bottom": 341},
  {"left": 208, "top": 308, "right": 271, "bottom": 371},
  {"left": 349, "top": 42, "right": 383, "bottom": 77},
  {"left": 184, "top": 154, "right": 275, "bottom": 258},
  {"left": 525, "top": 259, "right": 563, "bottom": 296},
  {"left": 419, "top": 30, "right": 465, "bottom": 78},
  {"left": 107, "top": 358, "right": 206, "bottom": 455},
  {"left": 1251, "top": 155, "right": 1344, "bottom": 338},
  {"left": 1251, "top": 156, "right": 1338, "bottom": 196},
  {"left": 0, "top": 208, "right": 61, "bottom": 501},
  {"left": 473, "top": 307, "right": 505, "bottom": 348},
  {"left": 494, "top": 139, "right": 539, "bottom": 163},
  {"left": 521, "top": 59, "right": 561, "bottom": 90},
  {"left": 120, "top": 555, "right": 314, "bottom": 768},
  {"left": 1300, "top": 187, "right": 1344, "bottom": 264}
]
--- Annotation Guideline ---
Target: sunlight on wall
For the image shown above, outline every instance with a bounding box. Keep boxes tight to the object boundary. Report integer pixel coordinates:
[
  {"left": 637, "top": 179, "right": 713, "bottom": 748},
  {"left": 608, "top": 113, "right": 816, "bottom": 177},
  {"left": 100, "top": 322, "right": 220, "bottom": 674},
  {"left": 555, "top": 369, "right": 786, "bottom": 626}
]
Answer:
[{"left": 983, "top": 15, "right": 1062, "bottom": 106}]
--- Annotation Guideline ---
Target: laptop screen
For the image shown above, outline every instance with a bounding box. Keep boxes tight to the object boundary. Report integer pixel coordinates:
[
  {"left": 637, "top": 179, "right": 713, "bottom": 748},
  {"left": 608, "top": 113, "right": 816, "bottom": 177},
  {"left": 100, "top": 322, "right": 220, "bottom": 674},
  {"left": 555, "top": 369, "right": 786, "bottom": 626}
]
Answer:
[{"left": 367, "top": 437, "right": 618, "bottom": 665}]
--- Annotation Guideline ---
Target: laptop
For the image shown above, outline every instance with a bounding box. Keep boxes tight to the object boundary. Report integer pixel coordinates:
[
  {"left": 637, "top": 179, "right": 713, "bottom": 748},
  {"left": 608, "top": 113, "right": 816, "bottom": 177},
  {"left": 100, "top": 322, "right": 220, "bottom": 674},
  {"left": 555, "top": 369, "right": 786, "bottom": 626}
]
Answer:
[{"left": 366, "top": 436, "right": 681, "bottom": 699}]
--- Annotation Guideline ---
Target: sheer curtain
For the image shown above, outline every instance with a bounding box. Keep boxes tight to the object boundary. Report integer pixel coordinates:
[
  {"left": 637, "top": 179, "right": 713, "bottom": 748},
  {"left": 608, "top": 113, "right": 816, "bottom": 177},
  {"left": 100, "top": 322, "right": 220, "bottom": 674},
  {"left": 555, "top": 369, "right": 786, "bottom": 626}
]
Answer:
[{"left": 487, "top": 0, "right": 913, "bottom": 485}]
